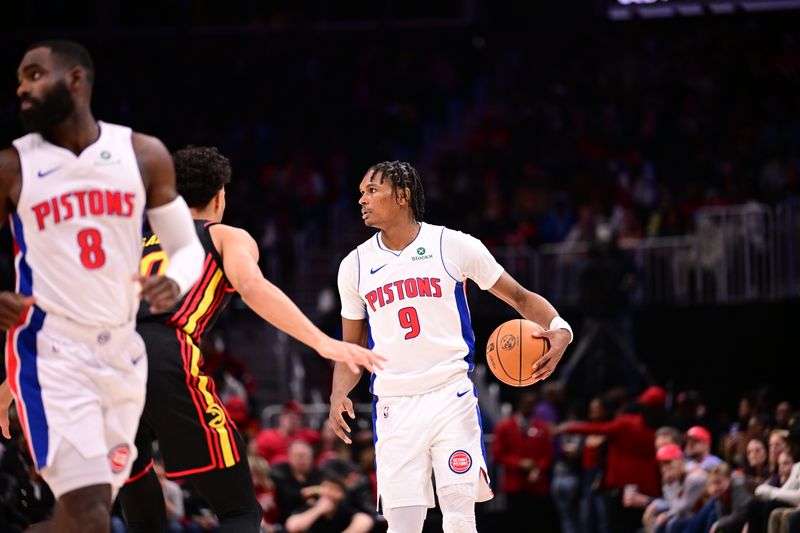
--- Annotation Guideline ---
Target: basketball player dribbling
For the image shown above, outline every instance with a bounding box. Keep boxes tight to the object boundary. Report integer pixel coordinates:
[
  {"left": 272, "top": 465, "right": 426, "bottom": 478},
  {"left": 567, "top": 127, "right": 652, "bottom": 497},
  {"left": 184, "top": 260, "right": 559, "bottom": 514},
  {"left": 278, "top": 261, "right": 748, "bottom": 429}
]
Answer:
[
  {"left": 329, "top": 161, "right": 574, "bottom": 533},
  {"left": 0, "top": 40, "right": 205, "bottom": 532},
  {"left": 118, "top": 146, "right": 384, "bottom": 532}
]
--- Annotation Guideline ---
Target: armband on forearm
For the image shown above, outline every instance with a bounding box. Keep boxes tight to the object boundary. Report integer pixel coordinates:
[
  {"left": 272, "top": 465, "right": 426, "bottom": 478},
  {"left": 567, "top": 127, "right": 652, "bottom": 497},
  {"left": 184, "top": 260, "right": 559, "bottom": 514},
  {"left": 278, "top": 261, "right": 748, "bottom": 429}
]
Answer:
[
  {"left": 146, "top": 197, "right": 204, "bottom": 296},
  {"left": 549, "top": 316, "right": 573, "bottom": 344}
]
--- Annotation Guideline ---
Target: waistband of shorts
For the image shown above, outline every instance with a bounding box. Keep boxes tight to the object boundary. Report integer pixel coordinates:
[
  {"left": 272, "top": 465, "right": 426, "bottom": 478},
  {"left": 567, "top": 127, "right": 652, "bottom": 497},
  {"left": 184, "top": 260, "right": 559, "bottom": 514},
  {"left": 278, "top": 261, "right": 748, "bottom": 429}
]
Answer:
[
  {"left": 43, "top": 311, "right": 136, "bottom": 346},
  {"left": 376, "top": 371, "right": 470, "bottom": 398}
]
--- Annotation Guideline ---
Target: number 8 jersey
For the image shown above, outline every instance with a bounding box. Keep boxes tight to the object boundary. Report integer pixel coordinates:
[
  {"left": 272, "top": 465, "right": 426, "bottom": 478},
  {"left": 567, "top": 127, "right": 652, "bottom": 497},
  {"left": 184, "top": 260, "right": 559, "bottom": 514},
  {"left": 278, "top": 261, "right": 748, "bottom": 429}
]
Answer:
[
  {"left": 11, "top": 122, "right": 146, "bottom": 327},
  {"left": 338, "top": 222, "right": 504, "bottom": 397}
]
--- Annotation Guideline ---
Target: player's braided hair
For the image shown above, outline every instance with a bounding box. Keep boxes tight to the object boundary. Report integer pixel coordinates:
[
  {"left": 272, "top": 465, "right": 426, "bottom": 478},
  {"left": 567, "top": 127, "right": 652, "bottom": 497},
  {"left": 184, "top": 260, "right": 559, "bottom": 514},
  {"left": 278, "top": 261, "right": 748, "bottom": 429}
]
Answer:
[
  {"left": 173, "top": 145, "right": 232, "bottom": 208},
  {"left": 369, "top": 160, "right": 425, "bottom": 222}
]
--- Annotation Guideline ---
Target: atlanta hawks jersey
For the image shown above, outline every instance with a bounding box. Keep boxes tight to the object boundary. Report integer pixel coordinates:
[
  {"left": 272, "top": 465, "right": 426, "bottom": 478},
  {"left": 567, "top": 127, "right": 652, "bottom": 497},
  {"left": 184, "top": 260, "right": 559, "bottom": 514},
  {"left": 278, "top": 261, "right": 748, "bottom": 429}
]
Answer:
[
  {"left": 338, "top": 222, "right": 504, "bottom": 397},
  {"left": 137, "top": 220, "right": 235, "bottom": 346},
  {"left": 11, "top": 121, "right": 146, "bottom": 327}
]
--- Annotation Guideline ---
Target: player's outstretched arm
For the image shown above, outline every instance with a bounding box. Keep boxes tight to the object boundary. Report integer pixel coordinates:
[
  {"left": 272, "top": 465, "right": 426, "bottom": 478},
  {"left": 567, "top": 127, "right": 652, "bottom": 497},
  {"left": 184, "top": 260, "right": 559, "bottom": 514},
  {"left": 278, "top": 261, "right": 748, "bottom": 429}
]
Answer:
[
  {"left": 489, "top": 271, "right": 572, "bottom": 382},
  {"left": 133, "top": 133, "right": 204, "bottom": 311},
  {"left": 210, "top": 224, "right": 384, "bottom": 375},
  {"left": 329, "top": 318, "right": 370, "bottom": 444}
]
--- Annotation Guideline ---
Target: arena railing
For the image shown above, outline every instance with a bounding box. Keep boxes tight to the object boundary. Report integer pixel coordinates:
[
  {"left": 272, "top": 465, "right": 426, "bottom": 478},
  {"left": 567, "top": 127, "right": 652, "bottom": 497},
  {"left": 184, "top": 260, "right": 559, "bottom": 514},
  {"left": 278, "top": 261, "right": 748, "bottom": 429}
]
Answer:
[{"left": 492, "top": 201, "right": 799, "bottom": 307}]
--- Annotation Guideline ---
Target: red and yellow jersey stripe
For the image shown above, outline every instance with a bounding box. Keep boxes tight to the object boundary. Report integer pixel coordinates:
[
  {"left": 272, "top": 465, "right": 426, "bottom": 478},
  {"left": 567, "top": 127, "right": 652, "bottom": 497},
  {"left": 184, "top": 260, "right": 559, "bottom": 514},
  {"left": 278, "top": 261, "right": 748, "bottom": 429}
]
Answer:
[
  {"left": 138, "top": 220, "right": 235, "bottom": 345},
  {"left": 173, "top": 329, "right": 240, "bottom": 475}
]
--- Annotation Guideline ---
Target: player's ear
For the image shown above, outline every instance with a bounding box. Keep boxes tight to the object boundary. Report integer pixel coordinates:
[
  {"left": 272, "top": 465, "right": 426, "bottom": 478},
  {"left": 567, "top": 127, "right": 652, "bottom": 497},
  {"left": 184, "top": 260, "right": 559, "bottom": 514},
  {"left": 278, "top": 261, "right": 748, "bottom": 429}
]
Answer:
[
  {"left": 399, "top": 187, "right": 411, "bottom": 205},
  {"left": 68, "top": 67, "right": 86, "bottom": 93}
]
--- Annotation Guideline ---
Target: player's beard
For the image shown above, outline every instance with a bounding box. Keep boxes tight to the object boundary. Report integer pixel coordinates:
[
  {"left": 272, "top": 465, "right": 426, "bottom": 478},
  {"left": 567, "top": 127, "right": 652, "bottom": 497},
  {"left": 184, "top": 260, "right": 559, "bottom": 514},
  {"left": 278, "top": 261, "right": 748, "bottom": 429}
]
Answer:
[{"left": 19, "top": 80, "right": 75, "bottom": 133}]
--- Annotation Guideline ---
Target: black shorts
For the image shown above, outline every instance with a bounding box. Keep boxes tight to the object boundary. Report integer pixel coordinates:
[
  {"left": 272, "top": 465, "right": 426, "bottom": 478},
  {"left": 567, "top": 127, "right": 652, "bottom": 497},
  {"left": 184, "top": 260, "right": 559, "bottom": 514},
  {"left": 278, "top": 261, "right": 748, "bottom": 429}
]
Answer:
[{"left": 129, "top": 322, "right": 243, "bottom": 479}]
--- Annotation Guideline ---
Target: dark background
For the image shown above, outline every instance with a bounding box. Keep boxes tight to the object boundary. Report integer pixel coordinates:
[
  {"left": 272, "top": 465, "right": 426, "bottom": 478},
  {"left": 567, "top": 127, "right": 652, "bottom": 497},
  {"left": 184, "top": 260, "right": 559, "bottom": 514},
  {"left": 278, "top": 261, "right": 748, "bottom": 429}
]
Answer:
[{"left": 1, "top": 0, "right": 798, "bottom": 420}]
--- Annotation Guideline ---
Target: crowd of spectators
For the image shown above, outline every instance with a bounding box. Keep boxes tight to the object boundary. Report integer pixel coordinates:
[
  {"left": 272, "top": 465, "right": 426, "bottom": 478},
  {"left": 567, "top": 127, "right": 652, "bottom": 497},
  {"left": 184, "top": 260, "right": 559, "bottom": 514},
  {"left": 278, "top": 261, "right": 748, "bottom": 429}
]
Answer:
[
  {"left": 2, "top": 370, "right": 797, "bottom": 533},
  {"left": 2, "top": 14, "right": 799, "bottom": 289},
  {"left": 488, "top": 383, "right": 800, "bottom": 533},
  {"left": 189, "top": 14, "right": 798, "bottom": 271}
]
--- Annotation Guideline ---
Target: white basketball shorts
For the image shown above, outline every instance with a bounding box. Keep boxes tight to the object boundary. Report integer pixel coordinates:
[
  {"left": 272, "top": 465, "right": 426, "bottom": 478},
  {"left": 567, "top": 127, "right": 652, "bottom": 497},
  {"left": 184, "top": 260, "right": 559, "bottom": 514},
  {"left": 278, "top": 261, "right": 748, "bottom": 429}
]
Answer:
[
  {"left": 5, "top": 308, "right": 147, "bottom": 498},
  {"left": 373, "top": 374, "right": 493, "bottom": 510}
]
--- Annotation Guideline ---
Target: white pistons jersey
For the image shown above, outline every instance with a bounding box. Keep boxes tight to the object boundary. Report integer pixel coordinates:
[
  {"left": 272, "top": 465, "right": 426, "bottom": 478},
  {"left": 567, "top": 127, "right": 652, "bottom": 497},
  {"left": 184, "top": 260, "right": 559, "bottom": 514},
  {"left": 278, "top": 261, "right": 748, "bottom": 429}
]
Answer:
[
  {"left": 338, "top": 222, "right": 504, "bottom": 397},
  {"left": 11, "top": 121, "right": 146, "bottom": 327}
]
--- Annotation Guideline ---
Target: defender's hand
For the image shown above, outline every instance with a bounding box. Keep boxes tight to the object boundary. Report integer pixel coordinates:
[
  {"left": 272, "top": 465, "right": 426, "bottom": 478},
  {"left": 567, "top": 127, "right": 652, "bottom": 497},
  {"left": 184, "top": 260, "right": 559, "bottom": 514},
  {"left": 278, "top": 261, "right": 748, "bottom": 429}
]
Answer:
[
  {"left": 0, "top": 292, "right": 35, "bottom": 330},
  {"left": 136, "top": 275, "right": 180, "bottom": 313},
  {"left": 531, "top": 328, "right": 571, "bottom": 382},
  {"left": 329, "top": 395, "right": 355, "bottom": 444},
  {"left": 316, "top": 337, "right": 386, "bottom": 374}
]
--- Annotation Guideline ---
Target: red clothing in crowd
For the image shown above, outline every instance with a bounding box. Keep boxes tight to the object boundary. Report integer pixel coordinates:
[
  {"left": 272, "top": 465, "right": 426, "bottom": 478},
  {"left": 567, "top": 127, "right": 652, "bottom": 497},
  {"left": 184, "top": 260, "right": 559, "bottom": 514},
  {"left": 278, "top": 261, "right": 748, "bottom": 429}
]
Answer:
[
  {"left": 492, "top": 416, "right": 553, "bottom": 496},
  {"left": 564, "top": 413, "right": 660, "bottom": 497},
  {"left": 581, "top": 434, "right": 606, "bottom": 471},
  {"left": 255, "top": 428, "right": 320, "bottom": 464},
  {"left": 255, "top": 486, "right": 280, "bottom": 525}
]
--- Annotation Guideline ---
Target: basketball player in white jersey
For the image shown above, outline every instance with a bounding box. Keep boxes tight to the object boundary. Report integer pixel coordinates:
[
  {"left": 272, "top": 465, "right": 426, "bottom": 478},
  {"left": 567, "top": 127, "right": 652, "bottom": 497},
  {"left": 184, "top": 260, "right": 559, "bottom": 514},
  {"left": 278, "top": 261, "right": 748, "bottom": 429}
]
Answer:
[
  {"left": 329, "top": 161, "right": 574, "bottom": 533},
  {"left": 0, "top": 40, "right": 205, "bottom": 532}
]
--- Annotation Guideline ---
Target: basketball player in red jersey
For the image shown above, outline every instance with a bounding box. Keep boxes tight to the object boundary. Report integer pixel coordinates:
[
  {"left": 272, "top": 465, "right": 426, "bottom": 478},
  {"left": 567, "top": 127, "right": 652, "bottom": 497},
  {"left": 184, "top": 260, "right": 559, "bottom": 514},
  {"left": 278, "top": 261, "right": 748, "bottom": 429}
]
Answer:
[
  {"left": 118, "top": 145, "right": 384, "bottom": 532},
  {"left": 0, "top": 40, "right": 205, "bottom": 533}
]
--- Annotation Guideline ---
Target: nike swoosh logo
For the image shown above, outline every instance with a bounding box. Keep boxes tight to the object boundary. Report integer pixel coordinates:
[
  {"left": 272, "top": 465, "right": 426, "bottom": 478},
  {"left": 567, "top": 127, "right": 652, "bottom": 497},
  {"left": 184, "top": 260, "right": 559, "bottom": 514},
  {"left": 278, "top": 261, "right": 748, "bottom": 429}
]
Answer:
[
  {"left": 37, "top": 166, "right": 60, "bottom": 178},
  {"left": 132, "top": 354, "right": 144, "bottom": 365},
  {"left": 370, "top": 264, "right": 388, "bottom": 274},
  {"left": 456, "top": 389, "right": 471, "bottom": 398}
]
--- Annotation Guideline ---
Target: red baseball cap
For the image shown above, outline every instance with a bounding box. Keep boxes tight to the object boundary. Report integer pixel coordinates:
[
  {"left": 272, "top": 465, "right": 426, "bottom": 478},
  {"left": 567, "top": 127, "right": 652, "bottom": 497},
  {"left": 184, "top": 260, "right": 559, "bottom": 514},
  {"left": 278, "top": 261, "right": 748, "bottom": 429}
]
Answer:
[
  {"left": 637, "top": 386, "right": 666, "bottom": 408},
  {"left": 225, "top": 396, "right": 248, "bottom": 424},
  {"left": 687, "top": 425, "right": 711, "bottom": 444},
  {"left": 283, "top": 400, "right": 304, "bottom": 415},
  {"left": 656, "top": 443, "right": 684, "bottom": 462}
]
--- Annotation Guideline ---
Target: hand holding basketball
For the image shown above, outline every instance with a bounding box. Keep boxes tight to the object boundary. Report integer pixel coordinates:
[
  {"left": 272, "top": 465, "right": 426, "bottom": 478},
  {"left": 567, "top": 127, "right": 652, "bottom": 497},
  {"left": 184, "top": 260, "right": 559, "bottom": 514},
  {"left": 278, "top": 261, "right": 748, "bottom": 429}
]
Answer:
[
  {"left": 485, "top": 318, "right": 570, "bottom": 386},
  {"left": 531, "top": 325, "right": 571, "bottom": 382},
  {"left": 485, "top": 319, "right": 548, "bottom": 387}
]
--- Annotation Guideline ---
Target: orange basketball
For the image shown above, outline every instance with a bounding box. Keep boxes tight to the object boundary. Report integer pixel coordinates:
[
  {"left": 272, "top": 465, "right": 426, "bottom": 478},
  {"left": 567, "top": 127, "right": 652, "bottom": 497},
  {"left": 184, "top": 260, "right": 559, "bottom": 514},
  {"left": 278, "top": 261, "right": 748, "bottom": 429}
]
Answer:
[{"left": 485, "top": 319, "right": 549, "bottom": 387}]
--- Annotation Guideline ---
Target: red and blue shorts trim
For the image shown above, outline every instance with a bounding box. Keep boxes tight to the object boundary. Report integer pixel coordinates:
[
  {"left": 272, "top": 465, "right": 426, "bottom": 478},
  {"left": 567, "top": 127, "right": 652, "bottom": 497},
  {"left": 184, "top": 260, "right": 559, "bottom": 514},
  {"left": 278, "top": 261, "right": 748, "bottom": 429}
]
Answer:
[{"left": 5, "top": 305, "right": 49, "bottom": 470}]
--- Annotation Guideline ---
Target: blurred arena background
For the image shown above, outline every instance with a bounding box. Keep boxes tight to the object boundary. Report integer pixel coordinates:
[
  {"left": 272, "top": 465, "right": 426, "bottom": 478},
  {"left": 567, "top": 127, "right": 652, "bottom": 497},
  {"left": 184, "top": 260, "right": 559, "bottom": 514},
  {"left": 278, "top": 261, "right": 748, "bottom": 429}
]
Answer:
[{"left": 0, "top": 1, "right": 799, "bottom": 531}]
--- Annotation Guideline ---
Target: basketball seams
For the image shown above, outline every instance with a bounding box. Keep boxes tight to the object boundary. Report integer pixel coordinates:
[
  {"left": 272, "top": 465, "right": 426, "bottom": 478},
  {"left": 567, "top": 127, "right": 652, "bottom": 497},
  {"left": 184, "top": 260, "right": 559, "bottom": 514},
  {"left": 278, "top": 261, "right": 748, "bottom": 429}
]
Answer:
[
  {"left": 493, "top": 323, "right": 514, "bottom": 382},
  {"left": 517, "top": 319, "right": 522, "bottom": 386}
]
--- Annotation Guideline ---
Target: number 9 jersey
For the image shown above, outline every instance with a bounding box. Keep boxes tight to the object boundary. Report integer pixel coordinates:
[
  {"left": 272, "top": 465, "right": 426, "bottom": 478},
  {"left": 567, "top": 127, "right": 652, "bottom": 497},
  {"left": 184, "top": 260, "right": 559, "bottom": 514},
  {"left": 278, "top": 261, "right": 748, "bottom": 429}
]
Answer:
[
  {"left": 337, "top": 222, "right": 504, "bottom": 397},
  {"left": 11, "top": 122, "right": 146, "bottom": 327}
]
